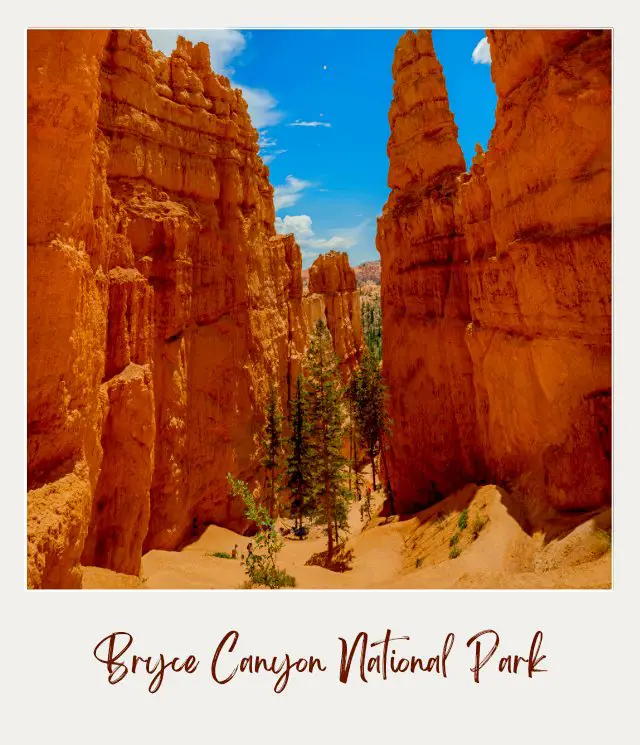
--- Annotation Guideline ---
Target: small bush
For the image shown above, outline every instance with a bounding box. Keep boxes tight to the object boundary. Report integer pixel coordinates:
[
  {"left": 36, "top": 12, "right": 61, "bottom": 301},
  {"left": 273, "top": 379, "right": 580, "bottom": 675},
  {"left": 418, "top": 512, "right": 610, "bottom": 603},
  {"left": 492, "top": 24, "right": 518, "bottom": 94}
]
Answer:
[
  {"left": 415, "top": 557, "right": 425, "bottom": 569},
  {"left": 449, "top": 545, "right": 461, "bottom": 559},
  {"left": 472, "top": 514, "right": 488, "bottom": 539},
  {"left": 592, "top": 526, "right": 612, "bottom": 554},
  {"left": 244, "top": 566, "right": 296, "bottom": 589},
  {"left": 449, "top": 532, "right": 460, "bottom": 547},
  {"left": 207, "top": 551, "right": 233, "bottom": 559},
  {"left": 227, "top": 473, "right": 290, "bottom": 589},
  {"left": 458, "top": 508, "right": 469, "bottom": 531}
]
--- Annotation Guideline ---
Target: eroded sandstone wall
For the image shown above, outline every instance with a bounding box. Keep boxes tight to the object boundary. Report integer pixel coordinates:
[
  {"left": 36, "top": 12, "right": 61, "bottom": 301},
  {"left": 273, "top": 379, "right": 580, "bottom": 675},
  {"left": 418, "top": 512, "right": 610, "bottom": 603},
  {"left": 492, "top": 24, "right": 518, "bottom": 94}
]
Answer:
[
  {"left": 27, "top": 30, "right": 303, "bottom": 587},
  {"left": 304, "top": 251, "right": 363, "bottom": 377},
  {"left": 377, "top": 30, "right": 611, "bottom": 514}
]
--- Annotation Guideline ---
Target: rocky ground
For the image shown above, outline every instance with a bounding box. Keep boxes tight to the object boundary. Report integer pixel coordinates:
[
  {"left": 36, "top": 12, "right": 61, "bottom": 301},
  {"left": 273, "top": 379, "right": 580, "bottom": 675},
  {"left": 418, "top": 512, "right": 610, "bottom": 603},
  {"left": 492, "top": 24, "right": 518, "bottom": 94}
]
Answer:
[{"left": 82, "top": 469, "right": 611, "bottom": 590}]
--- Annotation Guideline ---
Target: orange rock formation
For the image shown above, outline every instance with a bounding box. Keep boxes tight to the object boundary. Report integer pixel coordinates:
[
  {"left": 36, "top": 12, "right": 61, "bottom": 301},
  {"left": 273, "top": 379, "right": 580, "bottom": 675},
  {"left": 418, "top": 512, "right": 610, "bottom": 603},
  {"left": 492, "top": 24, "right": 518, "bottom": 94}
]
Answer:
[
  {"left": 377, "top": 30, "right": 611, "bottom": 515},
  {"left": 27, "top": 30, "right": 363, "bottom": 587},
  {"left": 304, "top": 251, "right": 363, "bottom": 376},
  {"left": 28, "top": 30, "right": 301, "bottom": 587}
]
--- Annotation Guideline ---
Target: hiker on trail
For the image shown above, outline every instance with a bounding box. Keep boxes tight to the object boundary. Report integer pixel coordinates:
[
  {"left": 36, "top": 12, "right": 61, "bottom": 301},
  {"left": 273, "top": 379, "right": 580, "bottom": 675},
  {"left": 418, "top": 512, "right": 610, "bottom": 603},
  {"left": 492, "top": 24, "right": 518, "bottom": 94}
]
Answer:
[
  {"left": 246, "top": 542, "right": 253, "bottom": 557},
  {"left": 366, "top": 483, "right": 372, "bottom": 496},
  {"left": 231, "top": 544, "right": 238, "bottom": 560}
]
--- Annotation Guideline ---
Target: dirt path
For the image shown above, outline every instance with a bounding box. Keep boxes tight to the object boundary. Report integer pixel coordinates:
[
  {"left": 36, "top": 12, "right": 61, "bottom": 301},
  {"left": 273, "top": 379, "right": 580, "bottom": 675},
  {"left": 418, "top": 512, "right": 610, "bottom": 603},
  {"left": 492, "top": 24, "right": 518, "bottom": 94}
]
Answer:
[{"left": 82, "top": 478, "right": 611, "bottom": 590}]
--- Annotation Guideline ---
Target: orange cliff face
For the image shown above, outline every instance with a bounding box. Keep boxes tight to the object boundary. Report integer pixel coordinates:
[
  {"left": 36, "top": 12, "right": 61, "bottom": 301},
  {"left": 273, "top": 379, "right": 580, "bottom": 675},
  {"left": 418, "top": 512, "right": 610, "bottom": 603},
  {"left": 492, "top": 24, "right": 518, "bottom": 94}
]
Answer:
[
  {"left": 377, "top": 31, "right": 483, "bottom": 512},
  {"left": 27, "top": 30, "right": 304, "bottom": 587},
  {"left": 377, "top": 30, "right": 611, "bottom": 515},
  {"left": 303, "top": 251, "right": 363, "bottom": 377}
]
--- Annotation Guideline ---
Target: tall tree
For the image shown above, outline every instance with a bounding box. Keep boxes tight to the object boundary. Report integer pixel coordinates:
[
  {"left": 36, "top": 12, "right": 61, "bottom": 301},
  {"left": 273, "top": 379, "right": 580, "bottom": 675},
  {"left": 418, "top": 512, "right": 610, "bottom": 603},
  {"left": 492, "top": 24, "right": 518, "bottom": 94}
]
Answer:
[
  {"left": 348, "top": 348, "right": 394, "bottom": 510},
  {"left": 304, "top": 319, "right": 351, "bottom": 561},
  {"left": 284, "top": 374, "right": 314, "bottom": 537},
  {"left": 361, "top": 292, "right": 383, "bottom": 363},
  {"left": 260, "top": 381, "right": 283, "bottom": 518}
]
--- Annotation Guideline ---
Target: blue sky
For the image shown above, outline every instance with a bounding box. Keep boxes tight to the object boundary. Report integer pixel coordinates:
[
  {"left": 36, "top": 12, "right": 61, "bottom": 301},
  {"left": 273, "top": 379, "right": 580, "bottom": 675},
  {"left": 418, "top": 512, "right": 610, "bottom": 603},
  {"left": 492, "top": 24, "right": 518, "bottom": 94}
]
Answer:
[{"left": 149, "top": 30, "right": 497, "bottom": 268}]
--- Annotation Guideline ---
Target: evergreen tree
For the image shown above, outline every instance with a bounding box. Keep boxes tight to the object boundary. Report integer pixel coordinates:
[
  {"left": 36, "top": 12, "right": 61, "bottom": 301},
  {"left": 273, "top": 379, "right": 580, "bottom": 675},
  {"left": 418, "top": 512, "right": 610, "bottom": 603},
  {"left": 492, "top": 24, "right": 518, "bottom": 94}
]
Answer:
[
  {"left": 260, "top": 381, "right": 283, "bottom": 518},
  {"left": 304, "top": 319, "right": 352, "bottom": 561},
  {"left": 284, "top": 374, "right": 314, "bottom": 537},
  {"left": 361, "top": 293, "right": 383, "bottom": 363},
  {"left": 348, "top": 348, "right": 394, "bottom": 511}
]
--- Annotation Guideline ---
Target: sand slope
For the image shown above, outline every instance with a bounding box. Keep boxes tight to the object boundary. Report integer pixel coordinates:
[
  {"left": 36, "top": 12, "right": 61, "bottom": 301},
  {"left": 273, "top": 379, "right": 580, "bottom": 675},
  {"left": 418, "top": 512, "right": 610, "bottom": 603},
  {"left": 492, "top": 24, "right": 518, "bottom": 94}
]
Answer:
[{"left": 82, "top": 483, "right": 611, "bottom": 590}]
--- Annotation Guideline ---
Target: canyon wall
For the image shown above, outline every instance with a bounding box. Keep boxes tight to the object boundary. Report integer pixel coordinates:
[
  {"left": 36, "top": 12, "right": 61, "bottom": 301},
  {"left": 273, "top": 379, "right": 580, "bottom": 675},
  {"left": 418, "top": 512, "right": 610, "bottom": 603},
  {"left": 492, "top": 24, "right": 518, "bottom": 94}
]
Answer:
[
  {"left": 28, "top": 30, "right": 356, "bottom": 588},
  {"left": 377, "top": 30, "right": 611, "bottom": 515}
]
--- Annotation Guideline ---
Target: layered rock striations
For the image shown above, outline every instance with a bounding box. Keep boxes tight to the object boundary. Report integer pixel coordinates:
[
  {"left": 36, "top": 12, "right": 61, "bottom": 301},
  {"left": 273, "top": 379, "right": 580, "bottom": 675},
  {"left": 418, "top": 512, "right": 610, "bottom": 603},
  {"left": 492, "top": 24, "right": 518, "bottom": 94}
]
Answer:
[
  {"left": 377, "top": 31, "right": 483, "bottom": 512},
  {"left": 303, "top": 251, "right": 363, "bottom": 376},
  {"left": 377, "top": 30, "right": 611, "bottom": 515},
  {"left": 28, "top": 30, "right": 304, "bottom": 587}
]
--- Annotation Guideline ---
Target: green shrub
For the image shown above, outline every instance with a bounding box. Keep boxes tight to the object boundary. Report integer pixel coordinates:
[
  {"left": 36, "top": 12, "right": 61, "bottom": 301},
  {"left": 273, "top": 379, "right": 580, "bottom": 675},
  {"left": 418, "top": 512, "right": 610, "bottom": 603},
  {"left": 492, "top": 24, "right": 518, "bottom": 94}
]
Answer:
[
  {"left": 449, "top": 545, "right": 461, "bottom": 559},
  {"left": 227, "top": 473, "right": 295, "bottom": 589},
  {"left": 472, "top": 514, "right": 488, "bottom": 539},
  {"left": 207, "top": 551, "right": 233, "bottom": 559},
  {"left": 415, "top": 557, "right": 425, "bottom": 569},
  {"left": 449, "top": 532, "right": 460, "bottom": 547},
  {"left": 244, "top": 566, "right": 297, "bottom": 589},
  {"left": 458, "top": 508, "right": 469, "bottom": 531},
  {"left": 592, "top": 526, "right": 612, "bottom": 554}
]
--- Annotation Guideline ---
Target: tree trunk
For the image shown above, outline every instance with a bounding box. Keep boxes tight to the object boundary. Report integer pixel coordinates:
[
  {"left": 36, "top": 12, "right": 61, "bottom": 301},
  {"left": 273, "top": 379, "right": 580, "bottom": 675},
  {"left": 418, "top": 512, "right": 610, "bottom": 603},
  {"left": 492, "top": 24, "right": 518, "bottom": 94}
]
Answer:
[
  {"left": 379, "top": 438, "right": 396, "bottom": 515},
  {"left": 370, "top": 449, "right": 377, "bottom": 490},
  {"left": 327, "top": 494, "right": 333, "bottom": 563}
]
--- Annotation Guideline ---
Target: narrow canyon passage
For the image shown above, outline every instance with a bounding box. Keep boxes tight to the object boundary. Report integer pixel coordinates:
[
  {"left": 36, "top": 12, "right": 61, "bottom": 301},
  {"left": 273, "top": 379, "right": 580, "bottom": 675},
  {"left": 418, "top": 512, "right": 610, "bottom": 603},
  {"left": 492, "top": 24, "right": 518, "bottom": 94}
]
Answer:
[{"left": 27, "top": 28, "right": 611, "bottom": 589}]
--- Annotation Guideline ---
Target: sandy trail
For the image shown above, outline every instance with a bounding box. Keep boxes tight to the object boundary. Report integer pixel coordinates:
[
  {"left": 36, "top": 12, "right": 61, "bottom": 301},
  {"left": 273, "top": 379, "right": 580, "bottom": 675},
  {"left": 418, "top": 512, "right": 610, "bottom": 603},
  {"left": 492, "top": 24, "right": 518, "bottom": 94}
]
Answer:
[{"left": 82, "top": 478, "right": 611, "bottom": 590}]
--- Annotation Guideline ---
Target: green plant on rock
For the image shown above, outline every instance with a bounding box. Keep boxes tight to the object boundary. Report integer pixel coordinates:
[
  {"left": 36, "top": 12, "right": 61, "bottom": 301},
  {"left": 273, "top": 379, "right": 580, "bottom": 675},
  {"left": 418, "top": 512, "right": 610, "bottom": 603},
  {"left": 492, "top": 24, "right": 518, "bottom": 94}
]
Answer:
[
  {"left": 472, "top": 514, "right": 488, "bottom": 539},
  {"left": 449, "top": 545, "right": 461, "bottom": 560},
  {"left": 458, "top": 508, "right": 469, "bottom": 531},
  {"left": 449, "top": 532, "right": 460, "bottom": 547}
]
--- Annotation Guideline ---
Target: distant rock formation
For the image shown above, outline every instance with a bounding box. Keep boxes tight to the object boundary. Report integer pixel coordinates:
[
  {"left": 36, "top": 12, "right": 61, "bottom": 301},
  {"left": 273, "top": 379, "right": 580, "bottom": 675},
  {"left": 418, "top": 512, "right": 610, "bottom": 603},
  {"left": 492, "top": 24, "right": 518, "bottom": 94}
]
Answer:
[
  {"left": 303, "top": 251, "right": 363, "bottom": 377},
  {"left": 377, "top": 30, "right": 611, "bottom": 515},
  {"left": 353, "top": 260, "right": 381, "bottom": 286}
]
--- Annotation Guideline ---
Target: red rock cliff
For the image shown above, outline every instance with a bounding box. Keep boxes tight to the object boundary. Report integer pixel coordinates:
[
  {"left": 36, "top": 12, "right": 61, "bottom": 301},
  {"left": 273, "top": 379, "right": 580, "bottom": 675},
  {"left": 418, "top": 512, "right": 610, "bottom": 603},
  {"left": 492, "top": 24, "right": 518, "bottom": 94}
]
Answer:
[
  {"left": 304, "top": 251, "right": 363, "bottom": 376},
  {"left": 377, "top": 30, "right": 611, "bottom": 514},
  {"left": 27, "top": 30, "right": 303, "bottom": 587}
]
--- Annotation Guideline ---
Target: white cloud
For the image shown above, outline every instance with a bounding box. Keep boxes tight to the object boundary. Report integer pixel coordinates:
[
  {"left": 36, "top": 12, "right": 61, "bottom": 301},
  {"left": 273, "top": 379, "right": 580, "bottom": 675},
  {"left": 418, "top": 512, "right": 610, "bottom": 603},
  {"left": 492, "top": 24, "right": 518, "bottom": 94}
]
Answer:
[
  {"left": 288, "top": 120, "right": 332, "bottom": 128},
  {"left": 258, "top": 132, "right": 277, "bottom": 149},
  {"left": 262, "top": 150, "right": 287, "bottom": 165},
  {"left": 275, "top": 214, "right": 357, "bottom": 252},
  {"left": 471, "top": 37, "right": 491, "bottom": 65},
  {"left": 235, "top": 85, "right": 284, "bottom": 128},
  {"left": 273, "top": 176, "right": 312, "bottom": 211},
  {"left": 148, "top": 29, "right": 246, "bottom": 74},
  {"left": 275, "top": 215, "right": 315, "bottom": 242},
  {"left": 258, "top": 131, "right": 286, "bottom": 165}
]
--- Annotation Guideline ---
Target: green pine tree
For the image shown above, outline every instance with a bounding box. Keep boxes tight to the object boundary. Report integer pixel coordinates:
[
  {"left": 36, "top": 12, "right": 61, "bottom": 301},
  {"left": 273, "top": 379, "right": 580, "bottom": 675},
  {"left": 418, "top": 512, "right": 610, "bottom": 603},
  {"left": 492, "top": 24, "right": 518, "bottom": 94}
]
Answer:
[
  {"left": 348, "top": 348, "right": 394, "bottom": 511},
  {"left": 361, "top": 293, "right": 383, "bottom": 363},
  {"left": 304, "top": 319, "right": 352, "bottom": 562},
  {"left": 260, "top": 381, "right": 283, "bottom": 518},
  {"left": 284, "top": 374, "right": 315, "bottom": 537}
]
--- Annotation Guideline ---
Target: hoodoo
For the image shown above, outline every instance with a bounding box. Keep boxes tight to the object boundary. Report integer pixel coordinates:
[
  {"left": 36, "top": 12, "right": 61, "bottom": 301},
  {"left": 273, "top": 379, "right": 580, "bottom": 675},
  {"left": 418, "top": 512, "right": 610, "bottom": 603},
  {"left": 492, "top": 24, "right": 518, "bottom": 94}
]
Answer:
[
  {"left": 377, "top": 30, "right": 611, "bottom": 515},
  {"left": 304, "top": 251, "right": 363, "bottom": 377},
  {"left": 27, "top": 30, "right": 361, "bottom": 588}
]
